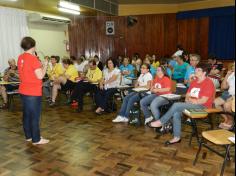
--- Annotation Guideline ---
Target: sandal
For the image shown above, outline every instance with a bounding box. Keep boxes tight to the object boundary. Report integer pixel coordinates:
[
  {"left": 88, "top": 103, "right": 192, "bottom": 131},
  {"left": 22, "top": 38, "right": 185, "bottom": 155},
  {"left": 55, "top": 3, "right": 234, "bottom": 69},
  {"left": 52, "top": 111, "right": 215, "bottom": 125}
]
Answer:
[{"left": 165, "top": 139, "right": 181, "bottom": 146}]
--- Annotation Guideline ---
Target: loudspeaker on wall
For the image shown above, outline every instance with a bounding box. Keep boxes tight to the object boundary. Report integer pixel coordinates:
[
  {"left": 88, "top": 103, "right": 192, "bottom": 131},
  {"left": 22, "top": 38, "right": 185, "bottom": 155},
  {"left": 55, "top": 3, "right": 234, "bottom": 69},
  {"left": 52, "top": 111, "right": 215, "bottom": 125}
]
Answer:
[{"left": 106, "top": 21, "right": 115, "bottom": 35}]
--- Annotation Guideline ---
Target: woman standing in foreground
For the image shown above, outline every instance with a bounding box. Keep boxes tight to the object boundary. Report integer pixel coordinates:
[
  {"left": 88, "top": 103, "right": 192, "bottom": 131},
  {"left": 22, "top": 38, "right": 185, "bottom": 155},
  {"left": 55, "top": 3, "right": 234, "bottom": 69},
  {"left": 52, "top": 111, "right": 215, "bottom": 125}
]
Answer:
[{"left": 18, "top": 37, "right": 49, "bottom": 145}]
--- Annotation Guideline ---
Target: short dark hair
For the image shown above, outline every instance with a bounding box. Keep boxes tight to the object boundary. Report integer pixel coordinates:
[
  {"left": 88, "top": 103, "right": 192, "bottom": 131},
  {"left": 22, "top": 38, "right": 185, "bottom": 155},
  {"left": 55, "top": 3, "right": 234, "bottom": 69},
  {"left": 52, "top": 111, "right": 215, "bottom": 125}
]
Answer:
[
  {"left": 106, "top": 58, "right": 117, "bottom": 68},
  {"left": 178, "top": 55, "right": 184, "bottom": 61},
  {"left": 159, "top": 65, "right": 170, "bottom": 77},
  {"left": 122, "top": 57, "right": 130, "bottom": 63},
  {"left": 89, "top": 59, "right": 97, "bottom": 66},
  {"left": 142, "top": 63, "right": 150, "bottom": 70},
  {"left": 208, "top": 54, "right": 217, "bottom": 60},
  {"left": 21, "top": 37, "right": 36, "bottom": 51},
  {"left": 62, "top": 58, "right": 73, "bottom": 65},
  {"left": 70, "top": 56, "right": 76, "bottom": 61},
  {"left": 51, "top": 55, "right": 60, "bottom": 63},
  {"left": 94, "top": 55, "right": 99, "bottom": 59},
  {"left": 198, "top": 64, "right": 211, "bottom": 75},
  {"left": 177, "top": 44, "right": 183, "bottom": 50}
]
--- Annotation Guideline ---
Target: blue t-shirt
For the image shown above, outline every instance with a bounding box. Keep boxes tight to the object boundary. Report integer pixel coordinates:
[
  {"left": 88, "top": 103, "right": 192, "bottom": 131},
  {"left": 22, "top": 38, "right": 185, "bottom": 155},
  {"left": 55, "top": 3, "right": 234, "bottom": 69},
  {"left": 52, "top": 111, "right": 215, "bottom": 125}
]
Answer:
[
  {"left": 150, "top": 65, "right": 157, "bottom": 77},
  {"left": 169, "top": 60, "right": 177, "bottom": 68},
  {"left": 184, "top": 66, "right": 195, "bottom": 87},
  {"left": 172, "top": 62, "right": 189, "bottom": 80},
  {"left": 166, "top": 67, "right": 172, "bottom": 77},
  {"left": 119, "top": 64, "right": 135, "bottom": 78}
]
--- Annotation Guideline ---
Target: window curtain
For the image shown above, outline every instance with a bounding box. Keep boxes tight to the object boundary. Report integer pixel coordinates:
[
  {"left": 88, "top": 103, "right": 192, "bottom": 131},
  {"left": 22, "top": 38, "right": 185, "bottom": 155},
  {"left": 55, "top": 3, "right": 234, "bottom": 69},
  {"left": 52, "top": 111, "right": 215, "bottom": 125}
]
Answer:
[
  {"left": 176, "top": 6, "right": 235, "bottom": 60},
  {"left": 209, "top": 15, "right": 235, "bottom": 59},
  {"left": 0, "top": 7, "right": 29, "bottom": 72}
]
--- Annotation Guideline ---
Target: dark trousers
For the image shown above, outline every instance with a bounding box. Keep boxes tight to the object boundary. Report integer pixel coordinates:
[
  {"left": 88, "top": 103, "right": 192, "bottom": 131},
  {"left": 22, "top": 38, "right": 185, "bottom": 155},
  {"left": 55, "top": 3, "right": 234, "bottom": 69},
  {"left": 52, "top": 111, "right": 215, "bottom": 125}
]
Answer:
[
  {"left": 20, "top": 95, "right": 42, "bottom": 143},
  {"left": 95, "top": 88, "right": 117, "bottom": 110},
  {"left": 71, "top": 81, "right": 97, "bottom": 110}
]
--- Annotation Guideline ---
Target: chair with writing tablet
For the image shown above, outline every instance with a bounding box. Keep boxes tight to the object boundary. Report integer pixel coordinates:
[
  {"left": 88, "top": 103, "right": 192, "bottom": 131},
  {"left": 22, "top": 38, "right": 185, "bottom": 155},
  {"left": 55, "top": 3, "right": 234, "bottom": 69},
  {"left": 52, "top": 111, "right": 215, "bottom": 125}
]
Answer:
[{"left": 193, "top": 129, "right": 235, "bottom": 176}]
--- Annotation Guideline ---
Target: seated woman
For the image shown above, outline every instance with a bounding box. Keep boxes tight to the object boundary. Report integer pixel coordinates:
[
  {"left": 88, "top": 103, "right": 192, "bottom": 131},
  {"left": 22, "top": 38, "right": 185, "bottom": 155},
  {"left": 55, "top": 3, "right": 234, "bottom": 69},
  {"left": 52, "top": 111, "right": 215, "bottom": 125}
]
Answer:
[
  {"left": 0, "top": 59, "right": 19, "bottom": 109},
  {"left": 214, "top": 63, "right": 235, "bottom": 129},
  {"left": 112, "top": 63, "right": 153, "bottom": 123},
  {"left": 43, "top": 56, "right": 64, "bottom": 101},
  {"left": 149, "top": 65, "right": 215, "bottom": 145},
  {"left": 208, "top": 64, "right": 223, "bottom": 89},
  {"left": 50, "top": 58, "right": 78, "bottom": 106},
  {"left": 95, "top": 58, "right": 120, "bottom": 114},
  {"left": 151, "top": 54, "right": 160, "bottom": 69},
  {"left": 140, "top": 66, "right": 172, "bottom": 125},
  {"left": 119, "top": 57, "right": 135, "bottom": 85},
  {"left": 143, "top": 57, "right": 157, "bottom": 77},
  {"left": 172, "top": 55, "right": 189, "bottom": 83}
]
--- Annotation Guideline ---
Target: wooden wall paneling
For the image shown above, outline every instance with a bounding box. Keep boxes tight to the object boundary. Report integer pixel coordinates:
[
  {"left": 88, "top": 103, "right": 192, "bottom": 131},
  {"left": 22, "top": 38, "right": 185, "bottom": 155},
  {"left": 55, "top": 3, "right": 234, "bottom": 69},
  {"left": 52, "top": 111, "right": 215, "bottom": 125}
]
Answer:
[
  {"left": 177, "top": 17, "right": 209, "bottom": 59},
  {"left": 199, "top": 17, "right": 209, "bottom": 60},
  {"left": 69, "top": 14, "right": 209, "bottom": 63},
  {"left": 164, "top": 13, "right": 177, "bottom": 57}
]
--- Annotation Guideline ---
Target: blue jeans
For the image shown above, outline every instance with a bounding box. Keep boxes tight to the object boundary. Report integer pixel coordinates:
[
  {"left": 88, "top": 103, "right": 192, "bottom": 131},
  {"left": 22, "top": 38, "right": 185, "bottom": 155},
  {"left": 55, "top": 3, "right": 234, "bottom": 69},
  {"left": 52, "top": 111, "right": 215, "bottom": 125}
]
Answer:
[
  {"left": 21, "top": 95, "right": 42, "bottom": 143},
  {"left": 95, "top": 88, "right": 117, "bottom": 110},
  {"left": 119, "top": 92, "right": 140, "bottom": 118},
  {"left": 140, "top": 94, "right": 169, "bottom": 120},
  {"left": 159, "top": 102, "right": 204, "bottom": 138}
]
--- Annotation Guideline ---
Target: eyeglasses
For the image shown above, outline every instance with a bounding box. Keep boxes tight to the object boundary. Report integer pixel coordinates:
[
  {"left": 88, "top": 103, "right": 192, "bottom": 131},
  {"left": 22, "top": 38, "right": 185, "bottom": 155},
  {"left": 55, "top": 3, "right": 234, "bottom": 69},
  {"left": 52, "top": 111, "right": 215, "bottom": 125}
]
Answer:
[{"left": 195, "top": 68, "right": 203, "bottom": 72}]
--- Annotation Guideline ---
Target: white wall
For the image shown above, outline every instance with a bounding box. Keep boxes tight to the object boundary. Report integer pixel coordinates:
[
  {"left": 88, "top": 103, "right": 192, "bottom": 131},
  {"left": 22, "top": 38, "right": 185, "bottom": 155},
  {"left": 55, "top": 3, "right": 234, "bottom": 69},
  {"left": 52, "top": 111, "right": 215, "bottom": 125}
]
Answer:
[{"left": 28, "top": 22, "right": 69, "bottom": 60}]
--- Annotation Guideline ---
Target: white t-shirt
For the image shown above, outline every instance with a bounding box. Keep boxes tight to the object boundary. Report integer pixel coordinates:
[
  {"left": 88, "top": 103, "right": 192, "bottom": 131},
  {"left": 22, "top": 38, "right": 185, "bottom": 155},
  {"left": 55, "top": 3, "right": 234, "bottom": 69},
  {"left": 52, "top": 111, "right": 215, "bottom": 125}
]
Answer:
[
  {"left": 227, "top": 72, "right": 235, "bottom": 96},
  {"left": 138, "top": 72, "right": 153, "bottom": 87},
  {"left": 103, "top": 68, "right": 120, "bottom": 89},
  {"left": 75, "top": 60, "right": 89, "bottom": 72}
]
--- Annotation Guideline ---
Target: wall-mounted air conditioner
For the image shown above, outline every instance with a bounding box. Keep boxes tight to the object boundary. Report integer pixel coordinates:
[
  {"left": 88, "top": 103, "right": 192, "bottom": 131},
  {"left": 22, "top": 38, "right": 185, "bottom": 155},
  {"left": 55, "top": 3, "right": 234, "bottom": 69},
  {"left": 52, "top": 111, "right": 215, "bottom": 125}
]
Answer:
[{"left": 27, "top": 13, "right": 71, "bottom": 25}]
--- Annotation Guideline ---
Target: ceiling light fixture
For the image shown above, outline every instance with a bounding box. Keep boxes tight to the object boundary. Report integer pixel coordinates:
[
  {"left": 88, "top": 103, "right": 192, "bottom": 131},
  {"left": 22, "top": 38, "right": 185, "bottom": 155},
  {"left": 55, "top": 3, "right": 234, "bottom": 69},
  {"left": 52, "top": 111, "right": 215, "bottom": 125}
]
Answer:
[{"left": 58, "top": 0, "right": 80, "bottom": 15}]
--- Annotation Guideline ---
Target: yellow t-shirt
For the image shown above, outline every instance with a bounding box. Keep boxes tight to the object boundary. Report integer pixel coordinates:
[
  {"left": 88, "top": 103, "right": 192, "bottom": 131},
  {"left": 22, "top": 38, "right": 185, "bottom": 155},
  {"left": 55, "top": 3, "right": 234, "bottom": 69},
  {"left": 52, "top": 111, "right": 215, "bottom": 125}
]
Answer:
[
  {"left": 65, "top": 65, "right": 78, "bottom": 82},
  {"left": 152, "top": 61, "right": 160, "bottom": 69},
  {"left": 47, "top": 63, "right": 64, "bottom": 80},
  {"left": 86, "top": 67, "right": 102, "bottom": 83}
]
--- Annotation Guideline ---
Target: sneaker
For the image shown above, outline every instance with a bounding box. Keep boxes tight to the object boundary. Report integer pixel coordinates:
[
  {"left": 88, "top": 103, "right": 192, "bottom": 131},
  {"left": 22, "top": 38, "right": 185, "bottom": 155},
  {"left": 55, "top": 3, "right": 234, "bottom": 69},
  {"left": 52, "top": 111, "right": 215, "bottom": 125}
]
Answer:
[
  {"left": 129, "top": 118, "right": 139, "bottom": 124},
  {"left": 112, "top": 115, "right": 123, "bottom": 122},
  {"left": 145, "top": 116, "right": 154, "bottom": 125},
  {"left": 32, "top": 138, "right": 50, "bottom": 145},
  {"left": 26, "top": 138, "right": 32, "bottom": 142},
  {"left": 112, "top": 116, "right": 128, "bottom": 123},
  {"left": 49, "top": 101, "right": 56, "bottom": 107}
]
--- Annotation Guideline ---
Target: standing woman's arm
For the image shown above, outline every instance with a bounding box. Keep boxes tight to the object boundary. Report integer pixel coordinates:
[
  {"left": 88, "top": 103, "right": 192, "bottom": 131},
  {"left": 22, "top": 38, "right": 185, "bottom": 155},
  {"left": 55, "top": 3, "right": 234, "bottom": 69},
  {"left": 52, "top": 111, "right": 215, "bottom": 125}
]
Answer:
[{"left": 35, "top": 59, "right": 49, "bottom": 80}]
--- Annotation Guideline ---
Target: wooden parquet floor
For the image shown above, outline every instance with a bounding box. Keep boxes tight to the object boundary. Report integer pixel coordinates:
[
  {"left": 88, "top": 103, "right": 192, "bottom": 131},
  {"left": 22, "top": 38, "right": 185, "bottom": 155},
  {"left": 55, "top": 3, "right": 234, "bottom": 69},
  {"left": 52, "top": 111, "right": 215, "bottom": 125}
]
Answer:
[{"left": 0, "top": 97, "right": 235, "bottom": 176}]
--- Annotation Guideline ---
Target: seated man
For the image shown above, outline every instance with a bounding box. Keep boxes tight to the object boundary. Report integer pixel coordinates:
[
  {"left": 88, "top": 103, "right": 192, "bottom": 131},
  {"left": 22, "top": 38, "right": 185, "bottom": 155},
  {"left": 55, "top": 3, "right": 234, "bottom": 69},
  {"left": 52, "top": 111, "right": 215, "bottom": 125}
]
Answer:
[
  {"left": 149, "top": 64, "right": 215, "bottom": 145},
  {"left": 0, "top": 59, "right": 19, "bottom": 109},
  {"left": 70, "top": 59, "right": 102, "bottom": 112},
  {"left": 43, "top": 56, "right": 64, "bottom": 101}
]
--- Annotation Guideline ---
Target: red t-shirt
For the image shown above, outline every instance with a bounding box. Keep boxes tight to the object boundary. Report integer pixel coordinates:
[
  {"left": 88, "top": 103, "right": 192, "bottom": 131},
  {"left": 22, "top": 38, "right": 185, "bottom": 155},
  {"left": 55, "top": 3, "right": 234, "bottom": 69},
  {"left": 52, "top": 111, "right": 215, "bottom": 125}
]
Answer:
[
  {"left": 187, "top": 78, "right": 215, "bottom": 108},
  {"left": 152, "top": 76, "right": 172, "bottom": 95},
  {"left": 17, "top": 53, "right": 42, "bottom": 96}
]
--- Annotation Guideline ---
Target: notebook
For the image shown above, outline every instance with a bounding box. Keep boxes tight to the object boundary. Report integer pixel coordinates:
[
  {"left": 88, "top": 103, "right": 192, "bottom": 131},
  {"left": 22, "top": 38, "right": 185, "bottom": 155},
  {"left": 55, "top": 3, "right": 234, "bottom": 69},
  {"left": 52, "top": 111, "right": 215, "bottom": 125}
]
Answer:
[
  {"left": 184, "top": 109, "right": 208, "bottom": 115},
  {"left": 160, "top": 94, "right": 181, "bottom": 100},
  {"left": 132, "top": 88, "right": 149, "bottom": 92}
]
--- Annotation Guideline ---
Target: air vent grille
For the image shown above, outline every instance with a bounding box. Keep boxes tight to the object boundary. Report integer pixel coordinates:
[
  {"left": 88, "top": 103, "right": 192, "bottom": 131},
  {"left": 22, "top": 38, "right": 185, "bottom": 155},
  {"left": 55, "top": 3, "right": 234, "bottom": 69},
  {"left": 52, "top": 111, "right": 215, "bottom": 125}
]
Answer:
[{"left": 69, "top": 0, "right": 118, "bottom": 15}]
